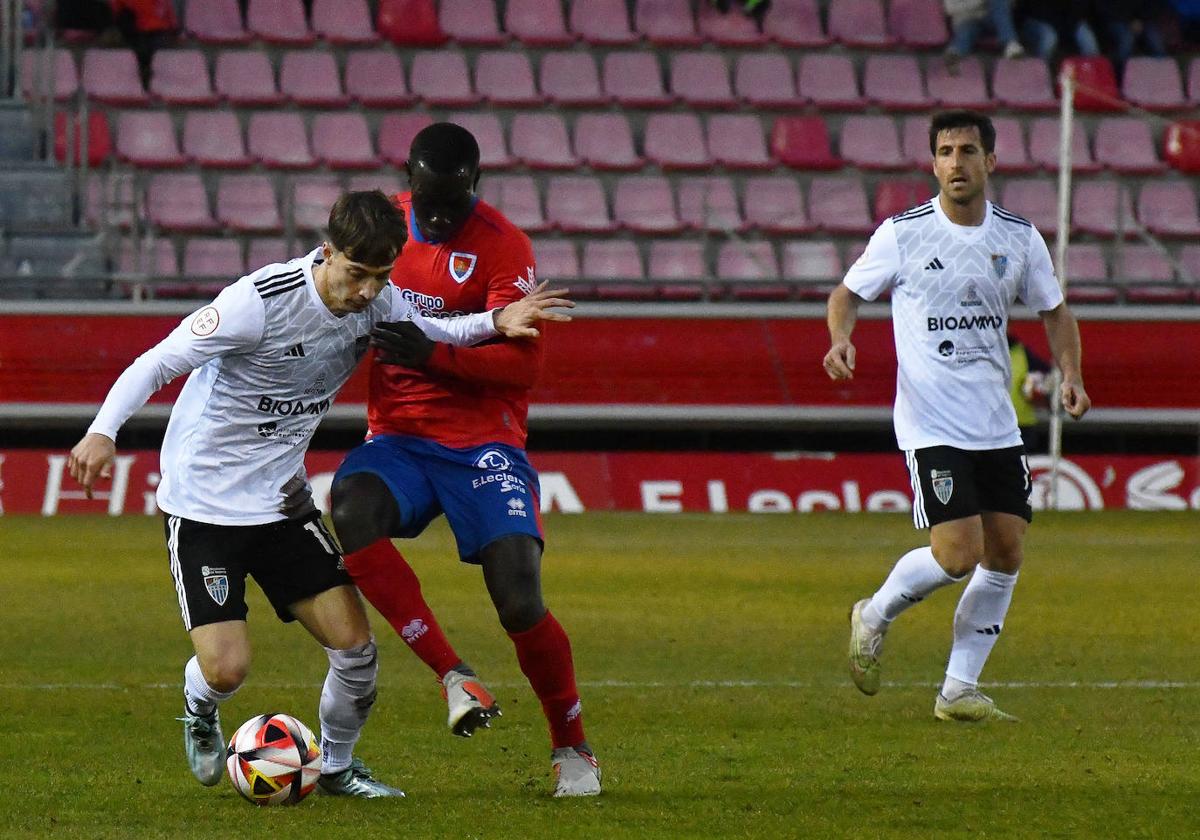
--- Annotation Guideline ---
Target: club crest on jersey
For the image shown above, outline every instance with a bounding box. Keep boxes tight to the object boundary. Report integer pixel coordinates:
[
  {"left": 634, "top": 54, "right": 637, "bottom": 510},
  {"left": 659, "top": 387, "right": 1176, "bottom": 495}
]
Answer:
[
  {"left": 449, "top": 252, "right": 477, "bottom": 284},
  {"left": 475, "top": 449, "right": 513, "bottom": 471},
  {"left": 201, "top": 566, "right": 230, "bottom": 606},
  {"left": 991, "top": 254, "right": 1008, "bottom": 280},
  {"left": 931, "top": 469, "right": 954, "bottom": 505}
]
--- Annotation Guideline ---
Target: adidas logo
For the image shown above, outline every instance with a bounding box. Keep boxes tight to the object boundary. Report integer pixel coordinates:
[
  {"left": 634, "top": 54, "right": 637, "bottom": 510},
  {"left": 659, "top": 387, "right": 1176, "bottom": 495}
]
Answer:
[
  {"left": 975, "top": 624, "right": 1002, "bottom": 636},
  {"left": 283, "top": 343, "right": 305, "bottom": 358},
  {"left": 925, "top": 257, "right": 945, "bottom": 271}
]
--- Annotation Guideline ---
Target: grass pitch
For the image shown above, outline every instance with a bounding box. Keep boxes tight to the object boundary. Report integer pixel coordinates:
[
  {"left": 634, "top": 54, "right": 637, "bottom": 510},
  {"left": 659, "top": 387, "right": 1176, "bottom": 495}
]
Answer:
[{"left": 1, "top": 511, "right": 1198, "bottom": 839}]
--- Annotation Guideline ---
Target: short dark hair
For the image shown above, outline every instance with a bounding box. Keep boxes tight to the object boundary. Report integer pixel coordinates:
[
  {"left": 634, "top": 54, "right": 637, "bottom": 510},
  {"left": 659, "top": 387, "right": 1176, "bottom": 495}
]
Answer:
[
  {"left": 409, "top": 122, "right": 481, "bottom": 174},
  {"left": 928, "top": 110, "right": 996, "bottom": 156},
  {"left": 326, "top": 190, "right": 407, "bottom": 267}
]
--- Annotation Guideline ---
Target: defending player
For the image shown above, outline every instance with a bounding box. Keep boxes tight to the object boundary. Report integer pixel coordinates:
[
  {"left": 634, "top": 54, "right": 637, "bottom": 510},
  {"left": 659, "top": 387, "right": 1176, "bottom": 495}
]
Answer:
[
  {"left": 824, "top": 111, "right": 1090, "bottom": 722},
  {"left": 329, "top": 123, "right": 601, "bottom": 797},
  {"left": 67, "top": 191, "right": 571, "bottom": 796}
]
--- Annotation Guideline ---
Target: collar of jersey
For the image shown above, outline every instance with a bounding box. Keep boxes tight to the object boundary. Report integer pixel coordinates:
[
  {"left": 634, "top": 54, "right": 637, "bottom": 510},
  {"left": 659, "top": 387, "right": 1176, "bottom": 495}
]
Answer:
[
  {"left": 932, "top": 194, "right": 992, "bottom": 242},
  {"left": 408, "top": 196, "right": 479, "bottom": 245},
  {"left": 302, "top": 245, "right": 346, "bottom": 323}
]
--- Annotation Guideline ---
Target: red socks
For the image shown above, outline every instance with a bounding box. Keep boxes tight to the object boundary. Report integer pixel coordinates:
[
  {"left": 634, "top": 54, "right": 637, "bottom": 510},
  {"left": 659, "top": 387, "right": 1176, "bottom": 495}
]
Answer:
[
  {"left": 508, "top": 611, "right": 586, "bottom": 749},
  {"left": 342, "top": 539, "right": 461, "bottom": 679}
]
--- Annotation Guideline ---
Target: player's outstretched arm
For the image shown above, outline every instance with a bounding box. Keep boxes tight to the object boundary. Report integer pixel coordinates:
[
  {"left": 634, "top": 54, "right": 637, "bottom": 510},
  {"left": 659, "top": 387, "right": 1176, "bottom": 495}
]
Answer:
[
  {"left": 68, "top": 432, "right": 116, "bottom": 500},
  {"left": 1040, "top": 302, "right": 1091, "bottom": 420},
  {"left": 824, "top": 283, "right": 861, "bottom": 381},
  {"left": 493, "top": 280, "right": 574, "bottom": 338}
]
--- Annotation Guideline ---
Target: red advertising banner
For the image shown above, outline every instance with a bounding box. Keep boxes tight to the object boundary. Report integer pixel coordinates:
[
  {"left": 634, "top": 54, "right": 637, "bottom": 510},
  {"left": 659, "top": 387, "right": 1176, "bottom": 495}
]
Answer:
[{"left": 2, "top": 449, "right": 1198, "bottom": 516}]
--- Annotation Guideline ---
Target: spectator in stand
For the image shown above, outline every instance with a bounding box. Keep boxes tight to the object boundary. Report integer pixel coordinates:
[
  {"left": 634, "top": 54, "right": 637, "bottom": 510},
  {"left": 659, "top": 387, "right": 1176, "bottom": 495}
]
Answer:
[
  {"left": 1093, "top": 1, "right": 1169, "bottom": 68},
  {"left": 944, "top": 0, "right": 1025, "bottom": 74},
  {"left": 111, "top": 0, "right": 178, "bottom": 86},
  {"left": 1015, "top": 0, "right": 1101, "bottom": 59}
]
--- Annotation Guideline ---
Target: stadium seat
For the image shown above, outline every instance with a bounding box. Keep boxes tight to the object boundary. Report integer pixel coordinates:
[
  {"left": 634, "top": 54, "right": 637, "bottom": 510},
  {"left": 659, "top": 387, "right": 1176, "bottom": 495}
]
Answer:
[
  {"left": 1189, "top": 59, "right": 1200, "bottom": 105},
  {"left": 440, "top": 0, "right": 505, "bottom": 44},
  {"left": 1063, "top": 243, "right": 1117, "bottom": 303},
  {"left": 734, "top": 54, "right": 802, "bottom": 109},
  {"left": 1137, "top": 182, "right": 1200, "bottom": 237},
  {"left": 540, "top": 53, "right": 608, "bottom": 106},
  {"left": 184, "top": 238, "right": 245, "bottom": 278},
  {"left": 697, "top": 2, "right": 766, "bottom": 45},
  {"left": 475, "top": 52, "right": 539, "bottom": 106},
  {"left": 311, "top": 0, "right": 379, "bottom": 44},
  {"left": 506, "top": 0, "right": 574, "bottom": 45},
  {"left": 292, "top": 175, "right": 342, "bottom": 230},
  {"left": 770, "top": 116, "right": 840, "bottom": 169},
  {"left": 410, "top": 51, "right": 479, "bottom": 106},
  {"left": 635, "top": 0, "right": 702, "bottom": 45},
  {"left": 86, "top": 171, "right": 135, "bottom": 228},
  {"left": 280, "top": 52, "right": 347, "bottom": 107},
  {"left": 992, "top": 58, "right": 1057, "bottom": 110},
  {"left": 183, "top": 112, "right": 251, "bottom": 168},
  {"left": 781, "top": 240, "right": 841, "bottom": 280},
  {"left": 583, "top": 240, "right": 644, "bottom": 282},
  {"left": 217, "top": 175, "right": 282, "bottom": 232},
  {"left": 864, "top": 55, "right": 929, "bottom": 110},
  {"left": 248, "top": 238, "right": 292, "bottom": 269},
  {"left": 54, "top": 111, "right": 111, "bottom": 167},
  {"left": 827, "top": 0, "right": 895, "bottom": 48},
  {"left": 1072, "top": 181, "right": 1136, "bottom": 237},
  {"left": 873, "top": 178, "right": 933, "bottom": 222},
  {"left": 115, "top": 111, "right": 186, "bottom": 168},
  {"left": 574, "top": 114, "right": 642, "bottom": 170},
  {"left": 839, "top": 115, "right": 905, "bottom": 170},
  {"left": 1059, "top": 56, "right": 1121, "bottom": 111},
  {"left": 614, "top": 176, "right": 683, "bottom": 233},
  {"left": 1094, "top": 118, "right": 1166, "bottom": 174},
  {"left": 345, "top": 49, "right": 412, "bottom": 107},
  {"left": 185, "top": 0, "right": 251, "bottom": 44},
  {"left": 572, "top": 0, "right": 637, "bottom": 44},
  {"left": 511, "top": 114, "right": 577, "bottom": 169},
  {"left": 376, "top": 0, "right": 446, "bottom": 45},
  {"left": 479, "top": 175, "right": 549, "bottom": 232},
  {"left": 531, "top": 239, "right": 580, "bottom": 281},
  {"left": 312, "top": 113, "right": 378, "bottom": 169},
  {"left": 649, "top": 240, "right": 707, "bottom": 280},
  {"left": 999, "top": 179, "right": 1058, "bottom": 235},
  {"left": 149, "top": 49, "right": 216, "bottom": 105},
  {"left": 604, "top": 52, "right": 673, "bottom": 107},
  {"left": 763, "top": 0, "right": 829, "bottom": 47},
  {"left": 992, "top": 117, "right": 1035, "bottom": 173},
  {"left": 1122, "top": 57, "right": 1185, "bottom": 111},
  {"left": 809, "top": 175, "right": 873, "bottom": 235},
  {"left": 671, "top": 53, "right": 736, "bottom": 108},
  {"left": 378, "top": 113, "right": 433, "bottom": 165},
  {"left": 1163, "top": 121, "right": 1200, "bottom": 173},
  {"left": 887, "top": 0, "right": 948, "bottom": 47},
  {"left": 677, "top": 176, "right": 744, "bottom": 232},
  {"left": 743, "top": 175, "right": 811, "bottom": 233},
  {"left": 21, "top": 48, "right": 78, "bottom": 101},
  {"left": 796, "top": 55, "right": 861, "bottom": 109},
  {"left": 246, "top": 0, "right": 315, "bottom": 44},
  {"left": 926, "top": 56, "right": 990, "bottom": 110},
  {"left": 718, "top": 241, "right": 787, "bottom": 301},
  {"left": 215, "top": 50, "right": 283, "bottom": 105},
  {"left": 1029, "top": 117, "right": 1099, "bottom": 172},
  {"left": 1115, "top": 244, "right": 1185, "bottom": 304},
  {"left": 900, "top": 115, "right": 933, "bottom": 167},
  {"left": 546, "top": 176, "right": 615, "bottom": 232},
  {"left": 708, "top": 115, "right": 772, "bottom": 170},
  {"left": 147, "top": 173, "right": 217, "bottom": 232},
  {"left": 118, "top": 236, "right": 180, "bottom": 277},
  {"left": 645, "top": 113, "right": 712, "bottom": 170},
  {"left": 248, "top": 113, "right": 316, "bottom": 169},
  {"left": 445, "top": 112, "right": 513, "bottom": 168},
  {"left": 81, "top": 49, "right": 147, "bottom": 105},
  {"left": 1179, "top": 245, "right": 1200, "bottom": 286},
  {"left": 348, "top": 173, "right": 404, "bottom": 195}
]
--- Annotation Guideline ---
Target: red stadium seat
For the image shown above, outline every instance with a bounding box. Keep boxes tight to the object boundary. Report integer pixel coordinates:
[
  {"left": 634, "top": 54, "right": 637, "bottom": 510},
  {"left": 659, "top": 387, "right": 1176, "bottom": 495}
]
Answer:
[
  {"left": 82, "top": 49, "right": 147, "bottom": 105},
  {"left": 217, "top": 175, "right": 282, "bottom": 232},
  {"left": 614, "top": 176, "right": 682, "bottom": 233},
  {"left": 378, "top": 113, "right": 433, "bottom": 166},
  {"left": 149, "top": 49, "right": 216, "bottom": 105},
  {"left": 21, "top": 48, "right": 78, "bottom": 101},
  {"left": 809, "top": 175, "right": 873, "bottom": 235},
  {"left": 185, "top": 0, "right": 251, "bottom": 44},
  {"left": 311, "top": 0, "right": 379, "bottom": 44},
  {"left": 926, "top": 56, "right": 990, "bottom": 110},
  {"left": 345, "top": 49, "right": 412, "bottom": 107},
  {"left": 636, "top": 0, "right": 702, "bottom": 46},
  {"left": 1137, "top": 182, "right": 1200, "bottom": 237},
  {"left": 248, "top": 113, "right": 316, "bottom": 169},
  {"left": 645, "top": 113, "right": 712, "bottom": 170},
  {"left": 410, "top": 51, "right": 479, "bottom": 106},
  {"left": 280, "top": 52, "right": 347, "bottom": 107},
  {"left": 184, "top": 112, "right": 251, "bottom": 168},
  {"left": 572, "top": 0, "right": 638, "bottom": 44},
  {"left": 992, "top": 58, "right": 1056, "bottom": 110},
  {"left": 475, "top": 52, "right": 539, "bottom": 106},
  {"left": 770, "top": 116, "right": 840, "bottom": 169},
  {"left": 864, "top": 55, "right": 929, "bottom": 110},
  {"left": 1122, "top": 57, "right": 1185, "bottom": 111},
  {"left": 992, "top": 117, "right": 1035, "bottom": 173},
  {"left": 678, "top": 176, "right": 744, "bottom": 232},
  {"left": 900, "top": 115, "right": 932, "bottom": 167},
  {"left": 574, "top": 114, "right": 642, "bottom": 171},
  {"left": 313, "top": 113, "right": 377, "bottom": 169},
  {"left": 116, "top": 111, "right": 186, "bottom": 168},
  {"left": 697, "top": 2, "right": 766, "bottom": 45},
  {"left": 873, "top": 178, "right": 933, "bottom": 222},
  {"left": 248, "top": 238, "right": 290, "bottom": 269},
  {"left": 649, "top": 240, "right": 707, "bottom": 280},
  {"left": 1059, "top": 56, "right": 1121, "bottom": 112},
  {"left": 1189, "top": 59, "right": 1200, "bottom": 105},
  {"left": 1063, "top": 243, "right": 1116, "bottom": 303},
  {"left": 839, "top": 115, "right": 905, "bottom": 170},
  {"left": 214, "top": 50, "right": 283, "bottom": 105},
  {"left": 54, "top": 111, "right": 111, "bottom": 167},
  {"left": 887, "top": 0, "right": 947, "bottom": 47},
  {"left": 184, "top": 238, "right": 245, "bottom": 278},
  {"left": 506, "top": 0, "right": 573, "bottom": 45},
  {"left": 540, "top": 53, "right": 607, "bottom": 106},
  {"left": 718, "top": 241, "right": 786, "bottom": 301},
  {"left": 293, "top": 175, "right": 343, "bottom": 230},
  {"left": 999, "top": 179, "right": 1058, "bottom": 235},
  {"left": 1116, "top": 244, "right": 1185, "bottom": 304},
  {"left": 510, "top": 114, "right": 577, "bottom": 170},
  {"left": 1072, "top": 181, "right": 1136, "bottom": 237},
  {"left": 545, "top": 176, "right": 615, "bottom": 232},
  {"left": 531, "top": 239, "right": 580, "bottom": 281},
  {"left": 86, "top": 171, "right": 134, "bottom": 228},
  {"left": 479, "top": 175, "right": 548, "bottom": 232},
  {"left": 734, "top": 54, "right": 802, "bottom": 110},
  {"left": 764, "top": 0, "right": 829, "bottom": 47},
  {"left": 603, "top": 52, "right": 673, "bottom": 107},
  {"left": 708, "top": 115, "right": 772, "bottom": 170},
  {"left": 827, "top": 0, "right": 894, "bottom": 48},
  {"left": 118, "top": 237, "right": 180, "bottom": 277},
  {"left": 583, "top": 240, "right": 644, "bottom": 281},
  {"left": 1029, "top": 117, "right": 1099, "bottom": 172},
  {"left": 743, "top": 175, "right": 811, "bottom": 233},
  {"left": 1180, "top": 245, "right": 1200, "bottom": 285},
  {"left": 781, "top": 240, "right": 841, "bottom": 282},
  {"left": 1163, "top": 121, "right": 1200, "bottom": 173},
  {"left": 445, "top": 112, "right": 513, "bottom": 169},
  {"left": 148, "top": 173, "right": 217, "bottom": 232},
  {"left": 376, "top": 0, "right": 445, "bottom": 45},
  {"left": 440, "top": 0, "right": 505, "bottom": 45},
  {"left": 671, "top": 53, "right": 736, "bottom": 108},
  {"left": 246, "top": 0, "right": 314, "bottom": 44},
  {"left": 1094, "top": 118, "right": 1166, "bottom": 174},
  {"left": 796, "top": 54, "right": 861, "bottom": 109}
]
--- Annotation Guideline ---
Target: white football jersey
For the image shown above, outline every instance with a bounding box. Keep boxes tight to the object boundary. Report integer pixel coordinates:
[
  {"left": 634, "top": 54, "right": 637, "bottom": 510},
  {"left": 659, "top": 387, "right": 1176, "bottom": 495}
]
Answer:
[
  {"left": 89, "top": 248, "right": 499, "bottom": 525},
  {"left": 843, "top": 196, "right": 1064, "bottom": 451}
]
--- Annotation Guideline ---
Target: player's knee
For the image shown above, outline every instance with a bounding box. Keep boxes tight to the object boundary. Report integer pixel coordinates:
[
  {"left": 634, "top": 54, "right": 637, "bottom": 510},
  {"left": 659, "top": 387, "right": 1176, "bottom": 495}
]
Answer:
[
  {"left": 495, "top": 594, "right": 546, "bottom": 633},
  {"left": 330, "top": 476, "right": 390, "bottom": 554},
  {"left": 932, "top": 542, "right": 982, "bottom": 578},
  {"left": 199, "top": 654, "right": 249, "bottom": 693}
]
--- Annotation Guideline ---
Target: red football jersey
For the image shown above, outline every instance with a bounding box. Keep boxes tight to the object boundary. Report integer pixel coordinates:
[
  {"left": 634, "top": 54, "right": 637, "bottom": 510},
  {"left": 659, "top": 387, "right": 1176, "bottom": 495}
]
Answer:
[{"left": 367, "top": 193, "right": 542, "bottom": 449}]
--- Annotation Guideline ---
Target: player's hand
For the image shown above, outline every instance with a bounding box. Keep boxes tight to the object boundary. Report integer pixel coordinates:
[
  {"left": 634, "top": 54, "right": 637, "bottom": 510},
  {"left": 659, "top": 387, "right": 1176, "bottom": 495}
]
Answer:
[
  {"left": 67, "top": 432, "right": 116, "bottom": 500},
  {"left": 370, "top": 320, "right": 436, "bottom": 367},
  {"left": 823, "top": 341, "right": 856, "bottom": 381},
  {"left": 494, "top": 280, "right": 575, "bottom": 338},
  {"left": 1061, "top": 378, "right": 1091, "bottom": 420}
]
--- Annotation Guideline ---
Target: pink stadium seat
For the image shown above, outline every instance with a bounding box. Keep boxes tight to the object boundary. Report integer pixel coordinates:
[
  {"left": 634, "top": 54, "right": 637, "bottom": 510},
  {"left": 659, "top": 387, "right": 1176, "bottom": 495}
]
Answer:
[
  {"left": 1137, "top": 182, "right": 1200, "bottom": 237},
  {"left": 992, "top": 58, "right": 1056, "bottom": 110},
  {"left": 1189, "top": 59, "right": 1200, "bottom": 104},
  {"left": 475, "top": 52, "right": 539, "bottom": 106},
  {"left": 345, "top": 49, "right": 411, "bottom": 107},
  {"left": 645, "top": 114, "right": 712, "bottom": 170},
  {"left": 1060, "top": 56, "right": 1121, "bottom": 112},
  {"left": 1164, "top": 121, "right": 1200, "bottom": 173},
  {"left": 118, "top": 237, "right": 180, "bottom": 277},
  {"left": 246, "top": 0, "right": 314, "bottom": 44},
  {"left": 839, "top": 115, "right": 904, "bottom": 170},
  {"left": 743, "top": 176, "right": 811, "bottom": 233},
  {"left": 280, "top": 52, "right": 347, "bottom": 107},
  {"left": 248, "top": 113, "right": 316, "bottom": 169},
  {"left": 546, "top": 176, "right": 615, "bottom": 232},
  {"left": 888, "top": 0, "right": 947, "bottom": 47},
  {"left": 1072, "top": 181, "right": 1136, "bottom": 237},
  {"left": 572, "top": 0, "right": 638, "bottom": 44},
  {"left": 540, "top": 53, "right": 607, "bottom": 106},
  {"left": 781, "top": 240, "right": 841, "bottom": 281},
  {"left": 583, "top": 241, "right": 644, "bottom": 280},
  {"left": 149, "top": 49, "right": 215, "bottom": 104},
  {"left": 1180, "top": 245, "right": 1200, "bottom": 285},
  {"left": 411, "top": 51, "right": 478, "bottom": 106},
  {"left": 218, "top": 175, "right": 282, "bottom": 232},
  {"left": 827, "top": 0, "right": 894, "bottom": 48},
  {"left": 87, "top": 172, "right": 135, "bottom": 228},
  {"left": 926, "top": 56, "right": 990, "bottom": 110},
  {"left": 21, "top": 48, "right": 78, "bottom": 101},
  {"left": 293, "top": 175, "right": 342, "bottom": 230},
  {"left": 378, "top": 113, "right": 433, "bottom": 165},
  {"left": 1029, "top": 118, "right": 1099, "bottom": 172},
  {"left": 763, "top": 0, "right": 829, "bottom": 47},
  {"left": 636, "top": 0, "right": 702, "bottom": 46},
  {"left": 185, "top": 0, "right": 251, "bottom": 44},
  {"left": 184, "top": 112, "right": 251, "bottom": 168},
  {"left": 1115, "top": 244, "right": 1178, "bottom": 289},
  {"left": 614, "top": 176, "right": 682, "bottom": 233},
  {"left": 116, "top": 111, "right": 185, "bottom": 168},
  {"left": 446, "top": 112, "right": 513, "bottom": 168},
  {"left": 809, "top": 175, "right": 873, "bottom": 235},
  {"left": 873, "top": 178, "right": 933, "bottom": 222},
  {"left": 770, "top": 116, "right": 840, "bottom": 169},
  {"left": 708, "top": 115, "right": 771, "bottom": 170},
  {"left": 510, "top": 114, "right": 577, "bottom": 170},
  {"left": 313, "top": 113, "right": 377, "bottom": 169},
  {"left": 440, "top": 0, "right": 505, "bottom": 44},
  {"left": 215, "top": 50, "right": 283, "bottom": 105},
  {"left": 718, "top": 241, "right": 786, "bottom": 301},
  {"left": 678, "top": 176, "right": 744, "bottom": 232},
  {"left": 311, "top": 0, "right": 379, "bottom": 44},
  {"left": 184, "top": 238, "right": 245, "bottom": 277},
  {"left": 82, "top": 49, "right": 147, "bottom": 105},
  {"left": 1063, "top": 243, "right": 1116, "bottom": 303},
  {"left": 249, "top": 239, "right": 290, "bottom": 270},
  {"left": 992, "top": 117, "right": 1035, "bottom": 173},
  {"left": 531, "top": 239, "right": 580, "bottom": 281},
  {"left": 506, "top": 0, "right": 574, "bottom": 46},
  {"left": 376, "top": 0, "right": 446, "bottom": 45},
  {"left": 348, "top": 173, "right": 404, "bottom": 195},
  {"left": 649, "top": 241, "right": 707, "bottom": 280},
  {"left": 1094, "top": 118, "right": 1166, "bottom": 174},
  {"left": 148, "top": 174, "right": 217, "bottom": 232},
  {"left": 999, "top": 179, "right": 1058, "bottom": 235},
  {"left": 796, "top": 54, "right": 861, "bottom": 109},
  {"left": 697, "top": 2, "right": 766, "bottom": 45},
  {"left": 1122, "top": 57, "right": 1185, "bottom": 111},
  {"left": 864, "top": 55, "right": 929, "bottom": 110},
  {"left": 479, "top": 175, "right": 548, "bottom": 232},
  {"left": 671, "top": 53, "right": 736, "bottom": 108},
  {"left": 900, "top": 115, "right": 932, "bottom": 167},
  {"left": 734, "top": 54, "right": 802, "bottom": 109},
  {"left": 574, "top": 114, "right": 642, "bottom": 170},
  {"left": 604, "top": 52, "right": 673, "bottom": 107}
]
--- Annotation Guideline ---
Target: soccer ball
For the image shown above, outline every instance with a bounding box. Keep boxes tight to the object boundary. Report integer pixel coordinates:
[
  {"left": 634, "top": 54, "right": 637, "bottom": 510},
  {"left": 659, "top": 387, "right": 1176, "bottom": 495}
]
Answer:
[{"left": 225, "top": 713, "right": 322, "bottom": 806}]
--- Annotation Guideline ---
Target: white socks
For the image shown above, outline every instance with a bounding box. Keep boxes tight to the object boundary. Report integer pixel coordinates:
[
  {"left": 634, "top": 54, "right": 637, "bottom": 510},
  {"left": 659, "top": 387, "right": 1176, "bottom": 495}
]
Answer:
[
  {"left": 183, "top": 655, "right": 237, "bottom": 716},
  {"left": 319, "top": 638, "right": 379, "bottom": 775},
  {"left": 944, "top": 566, "right": 1019, "bottom": 695},
  {"left": 862, "top": 546, "right": 960, "bottom": 633}
]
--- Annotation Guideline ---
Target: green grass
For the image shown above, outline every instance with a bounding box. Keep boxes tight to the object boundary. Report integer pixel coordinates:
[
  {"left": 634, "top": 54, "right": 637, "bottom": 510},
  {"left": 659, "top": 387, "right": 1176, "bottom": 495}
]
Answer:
[{"left": 2, "top": 512, "right": 1198, "bottom": 839}]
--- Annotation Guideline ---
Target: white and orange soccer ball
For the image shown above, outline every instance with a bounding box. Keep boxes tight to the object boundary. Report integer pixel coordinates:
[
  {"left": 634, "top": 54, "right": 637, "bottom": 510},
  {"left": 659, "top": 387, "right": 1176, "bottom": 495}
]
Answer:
[{"left": 225, "top": 713, "right": 322, "bottom": 806}]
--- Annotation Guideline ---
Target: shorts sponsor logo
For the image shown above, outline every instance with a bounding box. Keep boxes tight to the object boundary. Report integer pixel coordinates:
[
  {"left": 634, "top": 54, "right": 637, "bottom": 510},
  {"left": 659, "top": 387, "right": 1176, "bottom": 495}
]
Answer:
[
  {"left": 565, "top": 699, "right": 582, "bottom": 723},
  {"left": 471, "top": 472, "right": 527, "bottom": 494},
  {"left": 931, "top": 469, "right": 954, "bottom": 505},
  {"left": 400, "top": 618, "right": 428, "bottom": 644},
  {"left": 475, "top": 449, "right": 513, "bottom": 472},
  {"left": 507, "top": 497, "right": 527, "bottom": 517},
  {"left": 201, "top": 566, "right": 229, "bottom": 606},
  {"left": 190, "top": 306, "right": 220, "bottom": 337},
  {"left": 257, "top": 395, "right": 331, "bottom": 416},
  {"left": 449, "top": 252, "right": 477, "bottom": 284}
]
